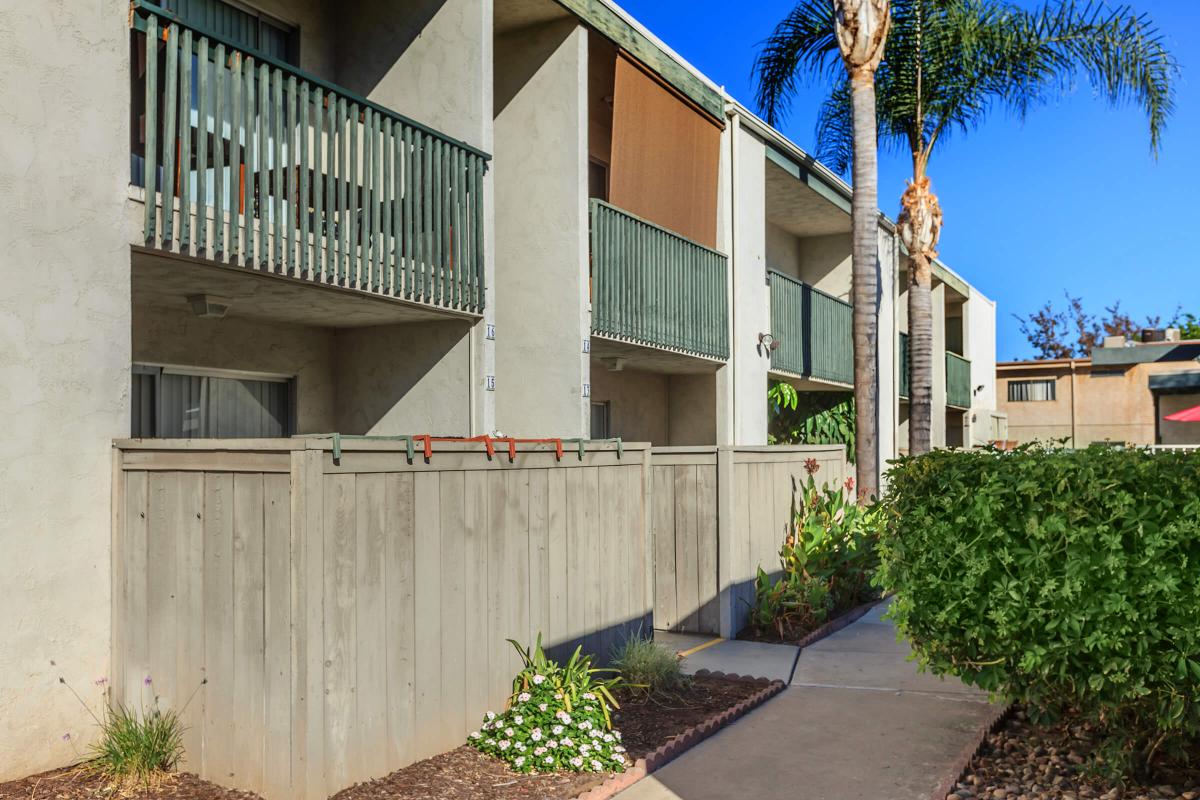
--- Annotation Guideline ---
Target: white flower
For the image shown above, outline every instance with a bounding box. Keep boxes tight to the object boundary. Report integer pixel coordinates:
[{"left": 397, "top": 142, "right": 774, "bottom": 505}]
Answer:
[
  {"left": 614, "top": 745, "right": 625, "bottom": 753},
  {"left": 532, "top": 674, "right": 546, "bottom": 685},
  {"left": 554, "top": 692, "right": 563, "bottom": 700},
  {"left": 469, "top": 731, "right": 482, "bottom": 740},
  {"left": 534, "top": 746, "right": 547, "bottom": 756},
  {"left": 486, "top": 711, "right": 496, "bottom": 720},
  {"left": 546, "top": 739, "right": 558, "bottom": 748},
  {"left": 589, "top": 729, "right": 601, "bottom": 739},
  {"left": 614, "top": 732, "right": 622, "bottom": 741},
  {"left": 582, "top": 692, "right": 595, "bottom": 700},
  {"left": 570, "top": 757, "right": 584, "bottom": 768},
  {"left": 613, "top": 753, "right": 625, "bottom": 764},
  {"left": 538, "top": 703, "right": 548, "bottom": 712},
  {"left": 530, "top": 729, "right": 542, "bottom": 741},
  {"left": 499, "top": 740, "right": 511, "bottom": 751},
  {"left": 603, "top": 733, "right": 614, "bottom": 743},
  {"left": 561, "top": 737, "right": 574, "bottom": 747},
  {"left": 515, "top": 741, "right": 526, "bottom": 752},
  {"left": 514, "top": 756, "right": 525, "bottom": 767},
  {"left": 518, "top": 692, "right": 531, "bottom": 703},
  {"left": 504, "top": 727, "right": 515, "bottom": 737},
  {"left": 578, "top": 720, "right": 592, "bottom": 730},
  {"left": 591, "top": 759, "right": 603, "bottom": 771},
  {"left": 551, "top": 725, "right": 564, "bottom": 735},
  {"left": 580, "top": 743, "right": 590, "bottom": 754},
  {"left": 513, "top": 715, "right": 524, "bottom": 725},
  {"left": 485, "top": 739, "right": 496, "bottom": 747},
  {"left": 544, "top": 756, "right": 554, "bottom": 764}
]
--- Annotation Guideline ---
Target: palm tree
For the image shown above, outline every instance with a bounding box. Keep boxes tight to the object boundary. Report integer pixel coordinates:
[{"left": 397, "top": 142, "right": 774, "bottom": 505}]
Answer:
[{"left": 754, "top": 0, "right": 1175, "bottom": 456}]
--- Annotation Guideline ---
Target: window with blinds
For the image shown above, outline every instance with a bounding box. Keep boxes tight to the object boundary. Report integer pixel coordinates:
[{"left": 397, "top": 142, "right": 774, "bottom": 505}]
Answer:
[
  {"left": 1007, "top": 379, "right": 1057, "bottom": 402},
  {"left": 132, "top": 365, "right": 294, "bottom": 438},
  {"left": 163, "top": 0, "right": 298, "bottom": 63}
]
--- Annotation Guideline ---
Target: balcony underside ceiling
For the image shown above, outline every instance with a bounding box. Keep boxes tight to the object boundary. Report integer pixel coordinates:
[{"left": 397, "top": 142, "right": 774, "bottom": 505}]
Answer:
[
  {"left": 768, "top": 369, "right": 853, "bottom": 393},
  {"left": 591, "top": 336, "right": 723, "bottom": 375},
  {"left": 765, "top": 159, "right": 851, "bottom": 239},
  {"left": 131, "top": 250, "right": 472, "bottom": 329},
  {"left": 495, "top": 0, "right": 573, "bottom": 36}
]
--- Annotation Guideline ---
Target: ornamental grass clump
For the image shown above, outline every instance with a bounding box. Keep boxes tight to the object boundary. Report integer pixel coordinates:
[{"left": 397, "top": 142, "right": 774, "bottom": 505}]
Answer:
[
  {"left": 879, "top": 445, "right": 1200, "bottom": 777},
  {"left": 469, "top": 635, "right": 627, "bottom": 774},
  {"left": 611, "top": 634, "right": 690, "bottom": 698}
]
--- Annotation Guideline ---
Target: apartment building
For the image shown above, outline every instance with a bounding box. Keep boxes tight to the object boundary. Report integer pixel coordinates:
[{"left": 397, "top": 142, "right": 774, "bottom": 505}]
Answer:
[
  {"left": 0, "top": 0, "right": 996, "bottom": 783},
  {"left": 998, "top": 333, "right": 1200, "bottom": 446}
]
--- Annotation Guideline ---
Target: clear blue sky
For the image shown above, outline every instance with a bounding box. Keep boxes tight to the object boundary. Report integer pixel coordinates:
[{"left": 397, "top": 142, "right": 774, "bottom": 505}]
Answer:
[{"left": 617, "top": 0, "right": 1198, "bottom": 360}]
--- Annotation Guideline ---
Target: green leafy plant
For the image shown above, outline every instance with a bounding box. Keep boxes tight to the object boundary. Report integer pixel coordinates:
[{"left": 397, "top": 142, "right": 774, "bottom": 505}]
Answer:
[
  {"left": 470, "top": 635, "right": 627, "bottom": 774},
  {"left": 611, "top": 633, "right": 690, "bottom": 698},
  {"left": 878, "top": 445, "right": 1200, "bottom": 777},
  {"left": 767, "top": 383, "right": 855, "bottom": 462},
  {"left": 60, "top": 674, "right": 199, "bottom": 789},
  {"left": 749, "top": 472, "right": 881, "bottom": 639}
]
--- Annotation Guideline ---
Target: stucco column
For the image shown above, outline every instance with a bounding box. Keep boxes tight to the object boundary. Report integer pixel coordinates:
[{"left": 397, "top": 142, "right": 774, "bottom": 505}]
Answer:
[{"left": 932, "top": 282, "right": 947, "bottom": 448}]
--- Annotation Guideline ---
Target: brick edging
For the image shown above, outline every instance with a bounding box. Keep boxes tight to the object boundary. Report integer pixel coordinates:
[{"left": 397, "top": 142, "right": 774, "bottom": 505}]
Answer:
[
  {"left": 792, "top": 597, "right": 882, "bottom": 649},
  {"left": 571, "top": 674, "right": 787, "bottom": 800},
  {"left": 929, "top": 703, "right": 1015, "bottom": 800}
]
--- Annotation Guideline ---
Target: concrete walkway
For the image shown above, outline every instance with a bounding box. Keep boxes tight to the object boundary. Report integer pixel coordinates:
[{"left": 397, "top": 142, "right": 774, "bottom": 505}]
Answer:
[{"left": 624, "top": 601, "right": 999, "bottom": 800}]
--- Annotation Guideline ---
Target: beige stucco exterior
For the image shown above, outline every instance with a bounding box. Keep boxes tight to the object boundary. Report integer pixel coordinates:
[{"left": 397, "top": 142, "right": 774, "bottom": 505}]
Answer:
[{"left": 998, "top": 351, "right": 1200, "bottom": 447}]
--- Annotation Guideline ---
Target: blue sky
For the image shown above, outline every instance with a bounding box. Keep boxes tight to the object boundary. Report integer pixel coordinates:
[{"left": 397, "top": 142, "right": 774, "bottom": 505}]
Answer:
[{"left": 617, "top": 0, "right": 1198, "bottom": 360}]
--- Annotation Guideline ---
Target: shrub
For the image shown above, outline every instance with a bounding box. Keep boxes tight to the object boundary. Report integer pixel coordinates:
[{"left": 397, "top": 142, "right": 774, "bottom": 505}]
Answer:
[
  {"left": 611, "top": 634, "right": 690, "bottom": 697},
  {"left": 469, "top": 636, "right": 628, "bottom": 774},
  {"left": 749, "top": 473, "right": 882, "bottom": 639},
  {"left": 879, "top": 445, "right": 1200, "bottom": 775}
]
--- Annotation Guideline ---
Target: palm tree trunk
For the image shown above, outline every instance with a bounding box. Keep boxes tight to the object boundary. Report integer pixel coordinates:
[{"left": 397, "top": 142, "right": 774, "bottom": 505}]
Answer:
[
  {"left": 907, "top": 248, "right": 934, "bottom": 454},
  {"left": 850, "top": 72, "right": 880, "bottom": 499}
]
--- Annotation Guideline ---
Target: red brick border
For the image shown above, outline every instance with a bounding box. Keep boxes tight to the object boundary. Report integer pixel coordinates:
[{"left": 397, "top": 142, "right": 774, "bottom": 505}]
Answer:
[
  {"left": 570, "top": 675, "right": 787, "bottom": 800},
  {"left": 793, "top": 597, "right": 883, "bottom": 649},
  {"left": 928, "top": 703, "right": 1015, "bottom": 800}
]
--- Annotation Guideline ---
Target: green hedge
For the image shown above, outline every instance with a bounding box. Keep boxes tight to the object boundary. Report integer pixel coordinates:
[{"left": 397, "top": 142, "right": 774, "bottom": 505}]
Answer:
[{"left": 879, "top": 446, "right": 1200, "bottom": 772}]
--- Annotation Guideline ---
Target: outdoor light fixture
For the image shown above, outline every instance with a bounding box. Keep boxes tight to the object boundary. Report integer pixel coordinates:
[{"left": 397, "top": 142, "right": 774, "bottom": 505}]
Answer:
[
  {"left": 187, "top": 294, "right": 231, "bottom": 319},
  {"left": 758, "top": 333, "right": 781, "bottom": 353}
]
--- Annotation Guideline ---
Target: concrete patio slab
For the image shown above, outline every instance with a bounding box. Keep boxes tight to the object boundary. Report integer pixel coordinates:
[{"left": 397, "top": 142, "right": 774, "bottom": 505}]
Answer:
[
  {"left": 790, "top": 648, "right": 986, "bottom": 695},
  {"left": 653, "top": 630, "right": 717, "bottom": 655},
  {"left": 675, "top": 639, "right": 800, "bottom": 684}
]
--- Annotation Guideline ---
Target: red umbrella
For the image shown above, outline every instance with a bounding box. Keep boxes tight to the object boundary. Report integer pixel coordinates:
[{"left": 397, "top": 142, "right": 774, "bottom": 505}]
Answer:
[{"left": 1164, "top": 404, "right": 1200, "bottom": 422}]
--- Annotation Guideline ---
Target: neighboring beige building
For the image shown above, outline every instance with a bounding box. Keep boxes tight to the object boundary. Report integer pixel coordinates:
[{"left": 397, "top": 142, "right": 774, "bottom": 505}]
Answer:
[
  {"left": 998, "top": 334, "right": 1200, "bottom": 446},
  {"left": 0, "top": 0, "right": 996, "bottom": 783}
]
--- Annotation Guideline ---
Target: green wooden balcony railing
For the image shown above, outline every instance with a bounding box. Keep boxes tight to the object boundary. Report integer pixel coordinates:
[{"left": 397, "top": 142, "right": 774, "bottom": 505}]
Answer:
[
  {"left": 767, "top": 271, "right": 853, "bottom": 386},
  {"left": 590, "top": 199, "right": 729, "bottom": 360},
  {"left": 899, "top": 332, "right": 910, "bottom": 398},
  {"left": 131, "top": 1, "right": 489, "bottom": 313},
  {"left": 946, "top": 351, "right": 972, "bottom": 409}
]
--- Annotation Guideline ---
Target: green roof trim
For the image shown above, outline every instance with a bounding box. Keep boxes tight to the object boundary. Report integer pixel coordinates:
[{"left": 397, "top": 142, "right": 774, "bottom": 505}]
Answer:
[
  {"left": 765, "top": 145, "right": 852, "bottom": 215},
  {"left": 933, "top": 261, "right": 970, "bottom": 298},
  {"left": 552, "top": 0, "right": 725, "bottom": 122}
]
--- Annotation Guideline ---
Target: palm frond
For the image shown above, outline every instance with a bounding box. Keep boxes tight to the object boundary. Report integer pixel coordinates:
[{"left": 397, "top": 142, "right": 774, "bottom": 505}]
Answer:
[{"left": 752, "top": 0, "right": 841, "bottom": 127}]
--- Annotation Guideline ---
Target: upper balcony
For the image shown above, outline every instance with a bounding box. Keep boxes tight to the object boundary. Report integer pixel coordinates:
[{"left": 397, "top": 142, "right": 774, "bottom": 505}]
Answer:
[
  {"left": 897, "top": 333, "right": 973, "bottom": 409},
  {"left": 130, "top": 0, "right": 488, "bottom": 317},
  {"left": 589, "top": 199, "right": 729, "bottom": 362},
  {"left": 767, "top": 271, "right": 853, "bottom": 387}
]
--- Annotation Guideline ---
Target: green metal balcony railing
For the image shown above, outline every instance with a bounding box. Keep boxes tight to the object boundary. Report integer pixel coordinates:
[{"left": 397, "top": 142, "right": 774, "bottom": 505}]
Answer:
[
  {"left": 767, "top": 271, "right": 853, "bottom": 386},
  {"left": 899, "top": 332, "right": 910, "bottom": 398},
  {"left": 589, "top": 200, "right": 729, "bottom": 360},
  {"left": 131, "top": 1, "right": 489, "bottom": 313},
  {"left": 946, "top": 351, "right": 972, "bottom": 409}
]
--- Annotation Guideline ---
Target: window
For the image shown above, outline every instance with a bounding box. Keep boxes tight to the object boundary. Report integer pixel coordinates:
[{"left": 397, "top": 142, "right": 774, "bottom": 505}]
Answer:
[
  {"left": 164, "top": 0, "right": 299, "bottom": 64},
  {"left": 590, "top": 402, "right": 611, "bottom": 439},
  {"left": 1007, "top": 379, "right": 1056, "bottom": 402},
  {"left": 132, "top": 365, "right": 294, "bottom": 438}
]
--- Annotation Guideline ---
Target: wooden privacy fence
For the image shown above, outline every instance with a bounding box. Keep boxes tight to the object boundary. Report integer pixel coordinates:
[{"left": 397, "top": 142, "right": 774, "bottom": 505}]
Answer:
[
  {"left": 111, "top": 439, "right": 649, "bottom": 800},
  {"left": 651, "top": 445, "right": 848, "bottom": 637}
]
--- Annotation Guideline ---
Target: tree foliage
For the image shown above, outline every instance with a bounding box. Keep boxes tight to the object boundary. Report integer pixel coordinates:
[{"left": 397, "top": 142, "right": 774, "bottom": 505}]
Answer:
[
  {"left": 754, "top": 0, "right": 1177, "bottom": 175},
  {"left": 1016, "top": 292, "right": 1187, "bottom": 358},
  {"left": 768, "top": 382, "right": 856, "bottom": 462}
]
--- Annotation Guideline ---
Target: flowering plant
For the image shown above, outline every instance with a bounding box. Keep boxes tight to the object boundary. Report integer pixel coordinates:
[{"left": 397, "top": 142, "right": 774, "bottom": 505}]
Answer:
[{"left": 469, "top": 635, "right": 627, "bottom": 774}]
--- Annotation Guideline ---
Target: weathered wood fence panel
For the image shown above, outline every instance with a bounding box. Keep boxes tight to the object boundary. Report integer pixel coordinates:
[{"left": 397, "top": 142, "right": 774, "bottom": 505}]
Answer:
[
  {"left": 112, "top": 440, "right": 650, "bottom": 800},
  {"left": 650, "top": 445, "right": 848, "bottom": 638}
]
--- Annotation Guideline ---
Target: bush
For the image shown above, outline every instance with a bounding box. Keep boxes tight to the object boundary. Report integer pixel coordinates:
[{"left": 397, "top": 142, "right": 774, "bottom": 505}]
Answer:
[
  {"left": 749, "top": 473, "right": 882, "bottom": 639},
  {"left": 469, "top": 636, "right": 628, "bottom": 774},
  {"left": 879, "top": 445, "right": 1200, "bottom": 774},
  {"left": 611, "top": 634, "right": 690, "bottom": 697}
]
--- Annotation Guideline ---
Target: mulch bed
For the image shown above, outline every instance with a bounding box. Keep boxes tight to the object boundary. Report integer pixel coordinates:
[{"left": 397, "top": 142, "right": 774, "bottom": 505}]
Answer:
[
  {"left": 0, "top": 768, "right": 262, "bottom": 799},
  {"left": 737, "top": 595, "right": 881, "bottom": 645},
  {"left": 330, "top": 674, "right": 768, "bottom": 800},
  {"left": 950, "top": 708, "right": 1200, "bottom": 800}
]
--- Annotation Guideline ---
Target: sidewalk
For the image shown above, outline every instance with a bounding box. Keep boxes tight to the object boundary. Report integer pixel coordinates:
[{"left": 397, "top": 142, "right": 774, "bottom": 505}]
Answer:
[{"left": 625, "top": 601, "right": 999, "bottom": 800}]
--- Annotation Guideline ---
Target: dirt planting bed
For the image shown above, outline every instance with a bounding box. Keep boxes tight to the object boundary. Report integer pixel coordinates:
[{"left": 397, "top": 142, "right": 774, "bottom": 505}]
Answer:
[
  {"left": 950, "top": 708, "right": 1200, "bottom": 800},
  {"left": 0, "top": 768, "right": 262, "bottom": 800},
  {"left": 331, "top": 674, "right": 770, "bottom": 800}
]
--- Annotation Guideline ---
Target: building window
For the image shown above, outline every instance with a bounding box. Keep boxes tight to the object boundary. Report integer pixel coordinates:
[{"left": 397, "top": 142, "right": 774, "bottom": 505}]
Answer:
[
  {"left": 590, "top": 402, "right": 611, "bottom": 439},
  {"left": 132, "top": 365, "right": 294, "bottom": 438},
  {"left": 164, "top": 0, "right": 300, "bottom": 64},
  {"left": 1007, "top": 379, "right": 1056, "bottom": 402}
]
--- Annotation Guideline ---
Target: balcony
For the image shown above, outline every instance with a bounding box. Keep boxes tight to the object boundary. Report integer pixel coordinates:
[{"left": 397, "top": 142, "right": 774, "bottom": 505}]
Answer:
[
  {"left": 131, "top": 1, "right": 488, "bottom": 315},
  {"left": 899, "top": 332, "right": 910, "bottom": 398},
  {"left": 946, "top": 351, "right": 972, "bottom": 409},
  {"left": 767, "top": 271, "right": 853, "bottom": 386},
  {"left": 589, "top": 200, "right": 729, "bottom": 361}
]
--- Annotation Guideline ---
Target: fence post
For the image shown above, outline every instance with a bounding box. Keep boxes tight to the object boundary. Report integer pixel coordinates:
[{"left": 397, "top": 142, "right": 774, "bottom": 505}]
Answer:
[
  {"left": 716, "top": 447, "right": 737, "bottom": 639},
  {"left": 641, "top": 445, "right": 655, "bottom": 632}
]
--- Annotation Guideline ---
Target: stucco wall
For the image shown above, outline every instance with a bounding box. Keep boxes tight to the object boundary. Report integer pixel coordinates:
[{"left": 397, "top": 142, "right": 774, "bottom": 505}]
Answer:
[
  {"left": 589, "top": 367, "right": 668, "bottom": 444},
  {"left": 764, "top": 226, "right": 852, "bottom": 302},
  {"left": 668, "top": 373, "right": 718, "bottom": 445},
  {"left": 334, "top": 321, "right": 474, "bottom": 435},
  {"left": 0, "top": 0, "right": 134, "bottom": 779},
  {"left": 966, "top": 289, "right": 999, "bottom": 446},
  {"left": 728, "top": 120, "right": 770, "bottom": 445},
  {"left": 493, "top": 20, "right": 589, "bottom": 438}
]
